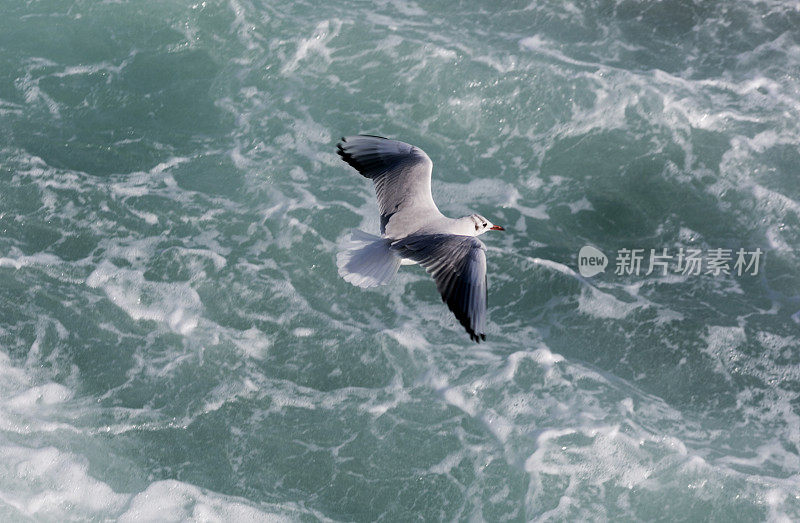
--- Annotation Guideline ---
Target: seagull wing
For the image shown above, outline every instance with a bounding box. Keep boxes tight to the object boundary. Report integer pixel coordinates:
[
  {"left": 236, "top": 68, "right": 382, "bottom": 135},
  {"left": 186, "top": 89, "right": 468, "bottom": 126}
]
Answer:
[
  {"left": 391, "top": 234, "right": 488, "bottom": 342},
  {"left": 337, "top": 135, "right": 441, "bottom": 236}
]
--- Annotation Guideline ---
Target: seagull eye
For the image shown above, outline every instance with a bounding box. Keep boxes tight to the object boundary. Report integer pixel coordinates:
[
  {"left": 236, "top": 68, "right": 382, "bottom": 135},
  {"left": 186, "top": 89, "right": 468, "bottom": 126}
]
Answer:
[{"left": 482, "top": 223, "right": 487, "bottom": 227}]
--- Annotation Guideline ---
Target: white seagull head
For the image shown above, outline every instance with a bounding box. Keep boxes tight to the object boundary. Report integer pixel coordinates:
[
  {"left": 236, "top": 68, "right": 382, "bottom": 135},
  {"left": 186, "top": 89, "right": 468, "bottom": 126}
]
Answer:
[{"left": 463, "top": 213, "right": 505, "bottom": 236}]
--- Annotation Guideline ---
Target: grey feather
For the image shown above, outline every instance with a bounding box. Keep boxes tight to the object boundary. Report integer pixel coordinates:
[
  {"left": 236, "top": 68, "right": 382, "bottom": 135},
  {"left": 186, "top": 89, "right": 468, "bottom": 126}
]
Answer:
[
  {"left": 337, "top": 135, "right": 442, "bottom": 237},
  {"left": 391, "top": 234, "right": 488, "bottom": 342},
  {"left": 337, "top": 229, "right": 401, "bottom": 288}
]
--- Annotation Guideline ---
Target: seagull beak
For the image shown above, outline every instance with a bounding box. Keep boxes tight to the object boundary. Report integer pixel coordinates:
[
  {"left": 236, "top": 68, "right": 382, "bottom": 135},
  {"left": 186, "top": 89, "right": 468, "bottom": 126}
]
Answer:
[{"left": 490, "top": 225, "right": 505, "bottom": 231}]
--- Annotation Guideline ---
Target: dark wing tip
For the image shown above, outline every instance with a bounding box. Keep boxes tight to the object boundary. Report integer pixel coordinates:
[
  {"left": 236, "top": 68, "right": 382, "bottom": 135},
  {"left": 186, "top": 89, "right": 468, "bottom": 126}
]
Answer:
[
  {"left": 336, "top": 140, "right": 360, "bottom": 170},
  {"left": 337, "top": 134, "right": 387, "bottom": 143},
  {"left": 466, "top": 331, "right": 486, "bottom": 343},
  {"left": 335, "top": 135, "right": 394, "bottom": 178},
  {"left": 466, "top": 325, "right": 486, "bottom": 343},
  {"left": 337, "top": 146, "right": 362, "bottom": 173},
  {"left": 444, "top": 293, "right": 486, "bottom": 343}
]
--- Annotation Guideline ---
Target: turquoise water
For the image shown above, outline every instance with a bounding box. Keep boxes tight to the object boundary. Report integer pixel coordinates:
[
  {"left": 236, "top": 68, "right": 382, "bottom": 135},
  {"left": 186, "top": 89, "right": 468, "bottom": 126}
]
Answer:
[{"left": 2, "top": 0, "right": 800, "bottom": 520}]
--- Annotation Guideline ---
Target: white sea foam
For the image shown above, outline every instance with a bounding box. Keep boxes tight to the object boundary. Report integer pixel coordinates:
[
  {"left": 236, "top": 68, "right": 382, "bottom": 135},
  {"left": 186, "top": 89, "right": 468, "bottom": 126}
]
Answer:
[
  {"left": 701, "top": 325, "right": 747, "bottom": 382},
  {"left": 0, "top": 251, "right": 62, "bottom": 270},
  {"left": 6, "top": 383, "right": 73, "bottom": 410},
  {"left": 281, "top": 19, "right": 343, "bottom": 74},
  {"left": 120, "top": 480, "right": 313, "bottom": 522},
  {"left": 231, "top": 327, "right": 272, "bottom": 359},
  {"left": 15, "top": 60, "right": 61, "bottom": 118},
  {"left": 227, "top": 0, "right": 267, "bottom": 53},
  {"left": 0, "top": 443, "right": 320, "bottom": 522},
  {"left": 566, "top": 197, "right": 593, "bottom": 214},
  {"left": 0, "top": 445, "right": 128, "bottom": 519},
  {"left": 0, "top": 350, "right": 78, "bottom": 435},
  {"left": 577, "top": 286, "right": 638, "bottom": 320},
  {"left": 86, "top": 261, "right": 202, "bottom": 335},
  {"left": 292, "top": 327, "right": 313, "bottom": 337}
]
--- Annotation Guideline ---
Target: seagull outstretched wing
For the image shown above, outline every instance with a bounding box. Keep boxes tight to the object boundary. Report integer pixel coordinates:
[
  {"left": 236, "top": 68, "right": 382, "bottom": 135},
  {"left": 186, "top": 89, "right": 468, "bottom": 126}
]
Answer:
[
  {"left": 391, "top": 234, "right": 488, "bottom": 342},
  {"left": 337, "top": 135, "right": 441, "bottom": 237}
]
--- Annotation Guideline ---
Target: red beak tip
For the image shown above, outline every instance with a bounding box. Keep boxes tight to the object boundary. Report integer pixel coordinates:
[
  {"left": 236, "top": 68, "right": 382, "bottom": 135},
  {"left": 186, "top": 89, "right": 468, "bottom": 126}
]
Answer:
[{"left": 490, "top": 225, "right": 505, "bottom": 231}]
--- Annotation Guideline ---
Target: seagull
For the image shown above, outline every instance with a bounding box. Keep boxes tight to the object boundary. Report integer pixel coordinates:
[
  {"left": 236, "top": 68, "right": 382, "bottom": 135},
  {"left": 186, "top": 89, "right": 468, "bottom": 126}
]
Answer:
[{"left": 336, "top": 135, "right": 504, "bottom": 342}]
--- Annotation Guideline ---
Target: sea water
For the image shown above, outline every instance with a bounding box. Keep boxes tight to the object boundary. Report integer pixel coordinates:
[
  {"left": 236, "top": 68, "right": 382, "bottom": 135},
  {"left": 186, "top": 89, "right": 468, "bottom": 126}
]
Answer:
[{"left": 1, "top": 0, "right": 799, "bottom": 520}]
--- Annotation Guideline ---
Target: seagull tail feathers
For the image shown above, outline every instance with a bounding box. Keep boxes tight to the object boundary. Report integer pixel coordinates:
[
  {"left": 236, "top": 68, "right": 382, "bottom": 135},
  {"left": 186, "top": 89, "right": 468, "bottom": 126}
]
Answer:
[{"left": 337, "top": 229, "right": 401, "bottom": 288}]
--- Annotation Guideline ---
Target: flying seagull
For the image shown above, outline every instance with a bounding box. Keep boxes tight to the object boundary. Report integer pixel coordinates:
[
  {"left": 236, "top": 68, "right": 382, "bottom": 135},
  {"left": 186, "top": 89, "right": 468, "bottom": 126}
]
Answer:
[{"left": 336, "top": 135, "right": 504, "bottom": 342}]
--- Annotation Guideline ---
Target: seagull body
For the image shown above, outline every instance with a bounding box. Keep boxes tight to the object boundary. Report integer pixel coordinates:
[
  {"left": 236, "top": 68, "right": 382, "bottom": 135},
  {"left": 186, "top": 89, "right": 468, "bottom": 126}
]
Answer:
[{"left": 336, "top": 135, "right": 503, "bottom": 342}]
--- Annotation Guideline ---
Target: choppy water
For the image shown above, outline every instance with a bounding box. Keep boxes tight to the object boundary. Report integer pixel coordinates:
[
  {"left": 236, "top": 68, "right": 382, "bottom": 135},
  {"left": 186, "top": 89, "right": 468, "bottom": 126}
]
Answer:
[{"left": 1, "top": 0, "right": 800, "bottom": 520}]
